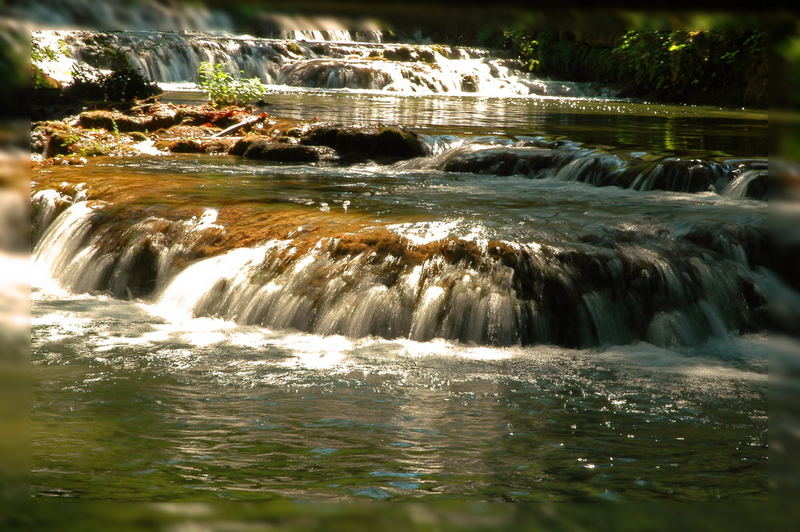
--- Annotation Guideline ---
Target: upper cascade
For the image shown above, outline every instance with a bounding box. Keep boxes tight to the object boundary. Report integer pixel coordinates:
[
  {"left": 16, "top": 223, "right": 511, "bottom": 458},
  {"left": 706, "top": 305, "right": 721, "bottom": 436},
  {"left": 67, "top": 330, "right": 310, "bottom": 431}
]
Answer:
[
  {"left": 18, "top": 0, "right": 234, "bottom": 32},
  {"left": 33, "top": 29, "right": 613, "bottom": 98},
  {"left": 19, "top": 0, "right": 384, "bottom": 42}
]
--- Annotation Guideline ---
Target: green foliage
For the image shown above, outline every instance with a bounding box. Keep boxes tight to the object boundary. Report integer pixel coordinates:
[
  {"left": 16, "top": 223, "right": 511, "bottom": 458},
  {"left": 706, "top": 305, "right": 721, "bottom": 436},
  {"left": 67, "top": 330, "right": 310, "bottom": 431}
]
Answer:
[
  {"left": 31, "top": 39, "right": 66, "bottom": 63},
  {"left": 197, "top": 62, "right": 267, "bottom": 108},
  {"left": 65, "top": 33, "right": 161, "bottom": 102},
  {"left": 612, "top": 31, "right": 675, "bottom": 91},
  {"left": 286, "top": 42, "right": 302, "bottom": 55},
  {"left": 31, "top": 33, "right": 161, "bottom": 102},
  {"left": 69, "top": 63, "right": 161, "bottom": 102},
  {"left": 31, "top": 38, "right": 68, "bottom": 89},
  {"left": 506, "top": 29, "right": 767, "bottom": 107}
]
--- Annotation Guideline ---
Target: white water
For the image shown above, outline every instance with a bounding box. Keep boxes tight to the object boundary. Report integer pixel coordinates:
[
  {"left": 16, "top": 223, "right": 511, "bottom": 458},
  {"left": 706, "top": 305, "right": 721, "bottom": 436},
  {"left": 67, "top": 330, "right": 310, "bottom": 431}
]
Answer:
[
  {"left": 721, "top": 168, "right": 767, "bottom": 199},
  {"left": 31, "top": 190, "right": 773, "bottom": 349},
  {"left": 33, "top": 29, "right": 613, "bottom": 98}
]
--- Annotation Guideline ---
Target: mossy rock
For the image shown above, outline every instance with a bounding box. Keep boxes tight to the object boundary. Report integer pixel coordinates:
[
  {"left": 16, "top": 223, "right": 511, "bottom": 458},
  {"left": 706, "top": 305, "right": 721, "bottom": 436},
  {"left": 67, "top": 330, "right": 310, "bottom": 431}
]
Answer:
[
  {"left": 79, "top": 111, "right": 139, "bottom": 131},
  {"left": 78, "top": 110, "right": 179, "bottom": 132},
  {"left": 43, "top": 130, "right": 76, "bottom": 158},
  {"left": 158, "top": 138, "right": 236, "bottom": 154},
  {"left": 239, "top": 139, "right": 334, "bottom": 163}
]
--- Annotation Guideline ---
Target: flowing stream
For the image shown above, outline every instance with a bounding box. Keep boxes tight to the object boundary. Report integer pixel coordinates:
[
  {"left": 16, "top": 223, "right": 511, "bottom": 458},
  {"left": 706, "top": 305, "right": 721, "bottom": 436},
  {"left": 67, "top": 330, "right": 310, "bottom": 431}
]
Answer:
[{"left": 29, "top": 28, "right": 779, "bottom": 502}]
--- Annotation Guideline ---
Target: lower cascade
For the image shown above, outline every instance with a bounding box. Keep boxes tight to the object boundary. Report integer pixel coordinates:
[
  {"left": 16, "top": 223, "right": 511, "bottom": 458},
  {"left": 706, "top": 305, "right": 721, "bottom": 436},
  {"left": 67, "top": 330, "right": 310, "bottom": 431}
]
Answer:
[{"left": 33, "top": 189, "right": 777, "bottom": 349}]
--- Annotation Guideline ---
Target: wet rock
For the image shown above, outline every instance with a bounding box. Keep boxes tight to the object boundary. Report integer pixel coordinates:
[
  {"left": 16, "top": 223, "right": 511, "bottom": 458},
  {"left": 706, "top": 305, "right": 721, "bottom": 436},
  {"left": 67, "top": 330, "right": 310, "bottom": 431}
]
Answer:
[
  {"left": 229, "top": 136, "right": 261, "bottom": 157},
  {"left": 741, "top": 172, "right": 768, "bottom": 200},
  {"left": 442, "top": 147, "right": 573, "bottom": 177},
  {"left": 78, "top": 110, "right": 180, "bottom": 132},
  {"left": 384, "top": 47, "right": 414, "bottom": 61},
  {"left": 631, "top": 159, "right": 723, "bottom": 193},
  {"left": 198, "top": 139, "right": 236, "bottom": 154},
  {"left": 300, "top": 125, "right": 427, "bottom": 163},
  {"left": 240, "top": 139, "right": 334, "bottom": 163},
  {"left": 417, "top": 49, "right": 436, "bottom": 63},
  {"left": 156, "top": 138, "right": 236, "bottom": 154},
  {"left": 43, "top": 130, "right": 76, "bottom": 158},
  {"left": 122, "top": 243, "right": 159, "bottom": 299},
  {"left": 461, "top": 74, "right": 479, "bottom": 92}
]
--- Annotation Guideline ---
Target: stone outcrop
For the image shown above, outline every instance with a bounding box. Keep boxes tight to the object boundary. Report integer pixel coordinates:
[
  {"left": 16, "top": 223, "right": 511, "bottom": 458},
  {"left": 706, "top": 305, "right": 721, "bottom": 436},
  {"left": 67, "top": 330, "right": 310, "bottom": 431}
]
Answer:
[{"left": 299, "top": 124, "right": 427, "bottom": 163}]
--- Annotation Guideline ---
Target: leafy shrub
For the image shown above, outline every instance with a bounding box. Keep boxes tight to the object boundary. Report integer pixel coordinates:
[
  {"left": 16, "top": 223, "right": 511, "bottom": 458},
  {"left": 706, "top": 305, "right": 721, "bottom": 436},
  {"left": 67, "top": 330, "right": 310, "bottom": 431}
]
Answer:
[
  {"left": 506, "top": 29, "right": 766, "bottom": 107},
  {"left": 31, "top": 34, "right": 161, "bottom": 102},
  {"left": 69, "top": 63, "right": 161, "bottom": 102},
  {"left": 197, "top": 62, "right": 267, "bottom": 107},
  {"left": 31, "top": 38, "right": 67, "bottom": 89}
]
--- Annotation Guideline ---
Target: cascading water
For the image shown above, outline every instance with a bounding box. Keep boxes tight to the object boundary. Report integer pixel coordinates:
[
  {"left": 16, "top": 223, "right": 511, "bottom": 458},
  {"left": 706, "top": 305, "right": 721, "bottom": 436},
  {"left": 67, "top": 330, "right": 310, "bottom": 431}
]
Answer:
[
  {"left": 19, "top": 0, "right": 384, "bottom": 42},
  {"left": 18, "top": 0, "right": 234, "bottom": 32},
  {"left": 33, "top": 29, "right": 612, "bottom": 97},
  {"left": 403, "top": 135, "right": 769, "bottom": 199},
  {"left": 31, "top": 143, "right": 779, "bottom": 350}
]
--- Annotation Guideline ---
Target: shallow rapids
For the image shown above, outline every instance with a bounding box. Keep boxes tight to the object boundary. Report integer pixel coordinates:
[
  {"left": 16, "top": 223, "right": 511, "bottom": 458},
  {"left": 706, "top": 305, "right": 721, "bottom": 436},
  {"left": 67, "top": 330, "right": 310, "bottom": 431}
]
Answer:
[{"left": 32, "top": 137, "right": 778, "bottom": 349}]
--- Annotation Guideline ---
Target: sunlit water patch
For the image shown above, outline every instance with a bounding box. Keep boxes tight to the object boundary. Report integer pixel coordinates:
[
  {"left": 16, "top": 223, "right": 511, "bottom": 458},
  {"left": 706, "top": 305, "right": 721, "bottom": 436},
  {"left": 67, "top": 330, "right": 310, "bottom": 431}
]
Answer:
[{"left": 32, "top": 272, "right": 768, "bottom": 501}]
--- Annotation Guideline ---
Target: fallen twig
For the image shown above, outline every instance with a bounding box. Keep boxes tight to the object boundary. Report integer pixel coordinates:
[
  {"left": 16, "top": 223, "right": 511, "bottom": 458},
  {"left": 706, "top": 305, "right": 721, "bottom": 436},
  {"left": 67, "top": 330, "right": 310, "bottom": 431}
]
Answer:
[{"left": 212, "top": 113, "right": 268, "bottom": 137}]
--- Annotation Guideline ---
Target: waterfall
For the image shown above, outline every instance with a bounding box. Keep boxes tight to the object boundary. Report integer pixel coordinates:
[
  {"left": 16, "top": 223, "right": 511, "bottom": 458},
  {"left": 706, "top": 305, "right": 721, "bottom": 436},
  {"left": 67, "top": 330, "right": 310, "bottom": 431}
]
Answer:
[
  {"left": 33, "top": 29, "right": 612, "bottom": 98},
  {"left": 721, "top": 168, "right": 768, "bottom": 200},
  {"left": 20, "top": 0, "right": 384, "bottom": 42},
  {"left": 19, "top": 0, "right": 234, "bottom": 32},
  {"left": 32, "top": 195, "right": 774, "bottom": 349},
  {"left": 406, "top": 137, "right": 768, "bottom": 198}
]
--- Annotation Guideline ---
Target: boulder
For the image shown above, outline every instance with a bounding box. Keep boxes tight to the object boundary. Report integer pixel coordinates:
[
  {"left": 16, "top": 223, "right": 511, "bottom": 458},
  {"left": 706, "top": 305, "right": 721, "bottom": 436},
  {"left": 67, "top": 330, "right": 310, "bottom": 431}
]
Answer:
[
  {"left": 631, "top": 159, "right": 723, "bottom": 193},
  {"left": 43, "top": 130, "right": 75, "bottom": 158},
  {"left": 78, "top": 110, "right": 180, "bottom": 132},
  {"left": 156, "top": 138, "right": 236, "bottom": 154},
  {"left": 442, "top": 147, "right": 573, "bottom": 177},
  {"left": 384, "top": 47, "right": 414, "bottom": 61},
  {"left": 300, "top": 125, "right": 427, "bottom": 163},
  {"left": 240, "top": 139, "right": 334, "bottom": 162}
]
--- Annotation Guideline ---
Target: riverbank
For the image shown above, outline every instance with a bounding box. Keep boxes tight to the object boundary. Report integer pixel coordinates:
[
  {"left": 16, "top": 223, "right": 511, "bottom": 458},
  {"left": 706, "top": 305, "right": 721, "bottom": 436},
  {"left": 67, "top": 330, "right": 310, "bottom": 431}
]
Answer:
[{"left": 501, "top": 30, "right": 767, "bottom": 109}]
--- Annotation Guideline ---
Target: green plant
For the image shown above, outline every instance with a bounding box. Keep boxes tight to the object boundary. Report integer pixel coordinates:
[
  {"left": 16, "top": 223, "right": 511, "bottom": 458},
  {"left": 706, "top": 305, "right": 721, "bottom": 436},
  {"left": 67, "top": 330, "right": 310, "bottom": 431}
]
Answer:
[
  {"left": 197, "top": 61, "right": 267, "bottom": 108},
  {"left": 31, "top": 38, "right": 67, "bottom": 88},
  {"left": 68, "top": 62, "right": 160, "bottom": 102},
  {"left": 60, "top": 130, "right": 81, "bottom": 148}
]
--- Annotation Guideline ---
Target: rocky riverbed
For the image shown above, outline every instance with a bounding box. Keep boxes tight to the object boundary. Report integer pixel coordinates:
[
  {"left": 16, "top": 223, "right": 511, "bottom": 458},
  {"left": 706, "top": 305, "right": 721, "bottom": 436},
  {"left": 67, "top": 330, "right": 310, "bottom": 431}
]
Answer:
[{"left": 32, "top": 102, "right": 428, "bottom": 167}]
